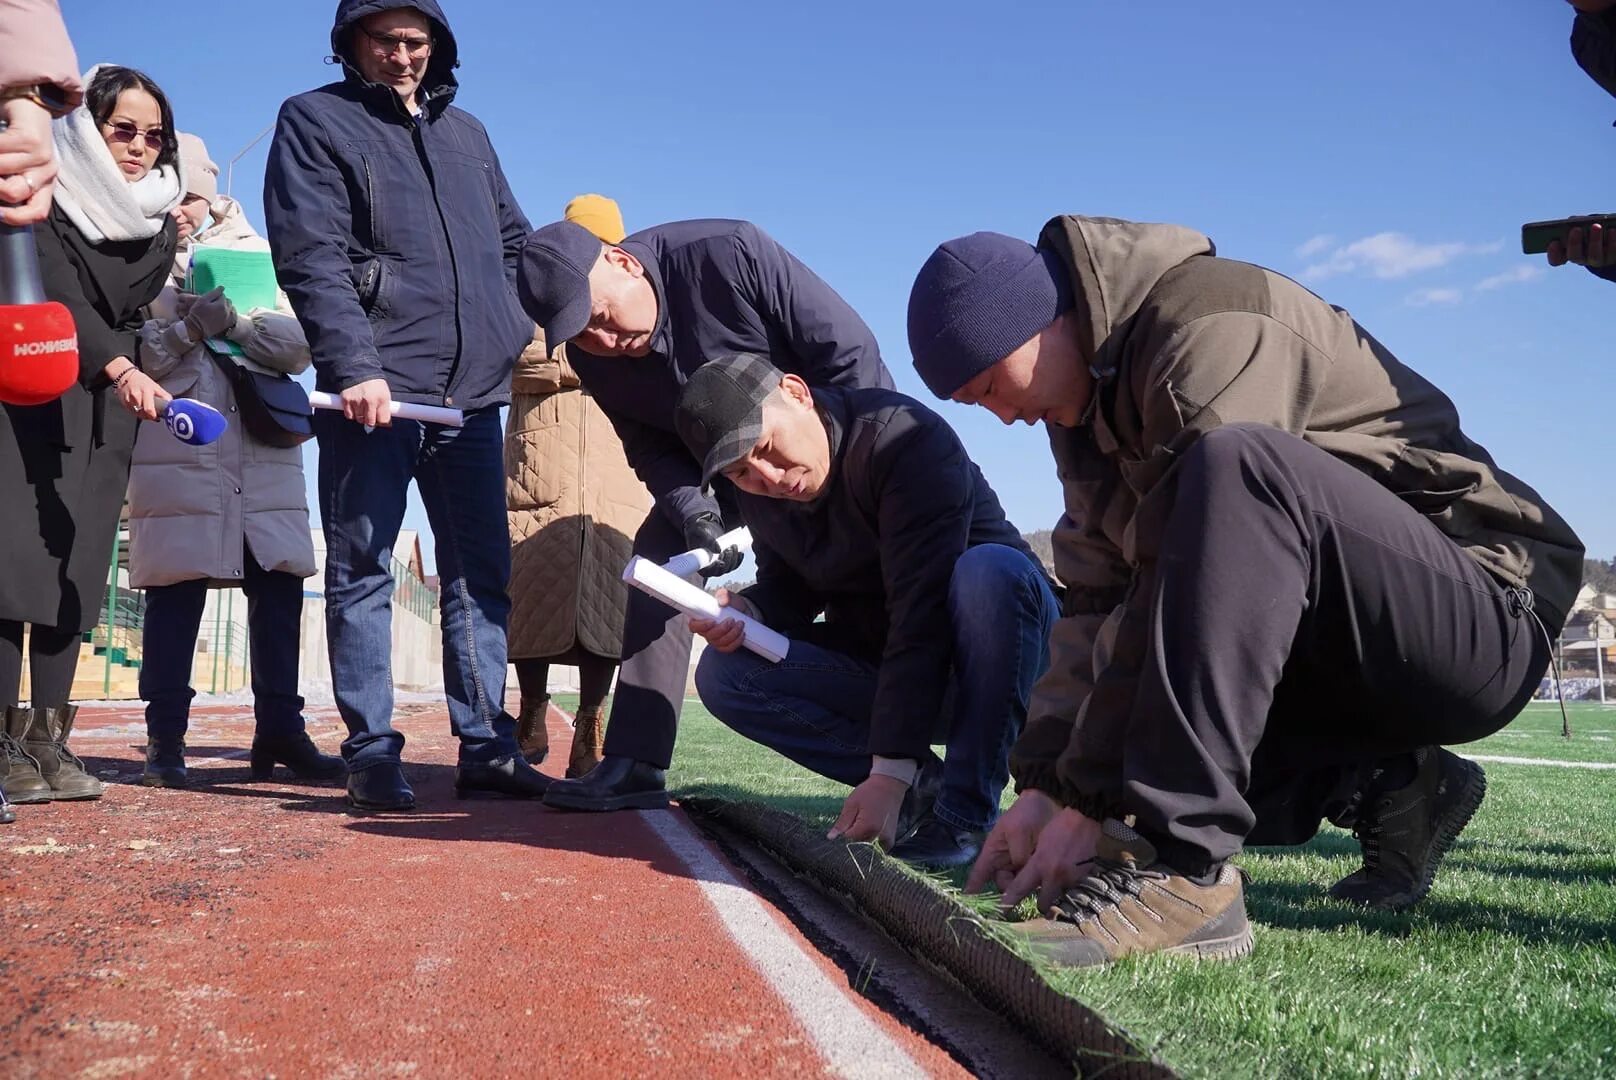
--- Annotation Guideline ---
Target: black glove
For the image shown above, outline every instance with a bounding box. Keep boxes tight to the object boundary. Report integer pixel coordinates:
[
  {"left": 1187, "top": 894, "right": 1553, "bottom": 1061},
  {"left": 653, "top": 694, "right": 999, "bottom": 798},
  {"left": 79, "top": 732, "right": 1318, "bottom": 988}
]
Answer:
[{"left": 683, "top": 512, "right": 743, "bottom": 579}]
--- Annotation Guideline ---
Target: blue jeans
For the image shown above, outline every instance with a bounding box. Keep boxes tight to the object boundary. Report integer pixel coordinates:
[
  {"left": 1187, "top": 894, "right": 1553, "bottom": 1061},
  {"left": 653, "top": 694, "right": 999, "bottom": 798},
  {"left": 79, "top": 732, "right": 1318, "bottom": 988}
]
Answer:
[
  {"left": 140, "top": 542, "right": 306, "bottom": 740},
  {"left": 314, "top": 406, "right": 516, "bottom": 768},
  {"left": 694, "top": 544, "right": 1058, "bottom": 831}
]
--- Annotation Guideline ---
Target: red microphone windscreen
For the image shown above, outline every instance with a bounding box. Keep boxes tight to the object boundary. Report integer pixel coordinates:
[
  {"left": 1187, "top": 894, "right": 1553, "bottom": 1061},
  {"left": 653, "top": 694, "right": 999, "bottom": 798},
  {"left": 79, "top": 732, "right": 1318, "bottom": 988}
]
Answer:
[{"left": 0, "top": 301, "right": 79, "bottom": 406}]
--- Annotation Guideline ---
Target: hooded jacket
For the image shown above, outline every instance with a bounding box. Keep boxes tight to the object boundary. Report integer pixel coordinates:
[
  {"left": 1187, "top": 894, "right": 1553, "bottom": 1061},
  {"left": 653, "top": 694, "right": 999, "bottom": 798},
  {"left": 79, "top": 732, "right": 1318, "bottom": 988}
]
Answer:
[
  {"left": 567, "top": 219, "right": 894, "bottom": 530},
  {"left": 263, "top": 0, "right": 532, "bottom": 412},
  {"left": 1013, "top": 215, "right": 1585, "bottom": 820},
  {"left": 737, "top": 385, "right": 1044, "bottom": 760}
]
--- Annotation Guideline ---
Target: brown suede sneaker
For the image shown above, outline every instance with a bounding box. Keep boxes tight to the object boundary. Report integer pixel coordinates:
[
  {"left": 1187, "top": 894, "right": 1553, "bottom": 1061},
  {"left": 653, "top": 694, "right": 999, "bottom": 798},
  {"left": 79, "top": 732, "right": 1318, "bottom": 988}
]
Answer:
[
  {"left": 1017, "top": 820, "right": 1254, "bottom": 968},
  {"left": 1329, "top": 747, "right": 1485, "bottom": 911}
]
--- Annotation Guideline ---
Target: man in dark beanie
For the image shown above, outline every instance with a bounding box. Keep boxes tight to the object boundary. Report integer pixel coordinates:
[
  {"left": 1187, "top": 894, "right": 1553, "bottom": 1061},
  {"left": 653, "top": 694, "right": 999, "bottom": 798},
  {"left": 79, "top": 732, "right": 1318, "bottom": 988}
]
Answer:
[
  {"left": 906, "top": 216, "right": 1583, "bottom": 966},
  {"left": 675, "top": 353, "right": 1058, "bottom": 868},
  {"left": 517, "top": 218, "right": 893, "bottom": 811}
]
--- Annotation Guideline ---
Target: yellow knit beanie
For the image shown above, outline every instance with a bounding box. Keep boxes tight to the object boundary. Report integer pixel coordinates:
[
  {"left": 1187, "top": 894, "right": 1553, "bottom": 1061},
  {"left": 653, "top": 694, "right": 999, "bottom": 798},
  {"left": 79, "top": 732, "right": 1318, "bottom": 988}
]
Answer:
[{"left": 564, "top": 193, "right": 626, "bottom": 244}]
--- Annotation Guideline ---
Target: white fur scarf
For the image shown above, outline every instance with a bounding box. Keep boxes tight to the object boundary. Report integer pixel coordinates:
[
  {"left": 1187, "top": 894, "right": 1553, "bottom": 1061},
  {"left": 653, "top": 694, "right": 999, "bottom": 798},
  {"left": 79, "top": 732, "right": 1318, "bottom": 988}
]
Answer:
[{"left": 50, "top": 65, "right": 183, "bottom": 244}]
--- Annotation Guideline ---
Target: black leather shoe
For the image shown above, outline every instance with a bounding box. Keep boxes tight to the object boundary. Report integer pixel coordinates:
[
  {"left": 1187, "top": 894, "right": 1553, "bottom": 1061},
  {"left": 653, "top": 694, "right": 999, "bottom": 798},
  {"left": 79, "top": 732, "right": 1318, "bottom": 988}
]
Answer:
[
  {"left": 541, "top": 754, "right": 668, "bottom": 811},
  {"left": 251, "top": 732, "right": 346, "bottom": 782},
  {"left": 142, "top": 736, "right": 188, "bottom": 788},
  {"left": 894, "top": 756, "right": 944, "bottom": 843},
  {"left": 889, "top": 812, "right": 984, "bottom": 870},
  {"left": 454, "top": 753, "right": 553, "bottom": 799},
  {"left": 346, "top": 762, "right": 416, "bottom": 811}
]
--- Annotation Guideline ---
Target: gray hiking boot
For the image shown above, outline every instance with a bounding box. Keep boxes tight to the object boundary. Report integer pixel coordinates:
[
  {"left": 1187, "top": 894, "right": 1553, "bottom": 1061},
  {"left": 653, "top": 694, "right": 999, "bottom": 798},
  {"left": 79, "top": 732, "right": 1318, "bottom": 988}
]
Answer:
[
  {"left": 24, "top": 705, "right": 104, "bottom": 801},
  {"left": 1329, "top": 747, "right": 1484, "bottom": 911},
  {"left": 1, "top": 706, "right": 53, "bottom": 804}
]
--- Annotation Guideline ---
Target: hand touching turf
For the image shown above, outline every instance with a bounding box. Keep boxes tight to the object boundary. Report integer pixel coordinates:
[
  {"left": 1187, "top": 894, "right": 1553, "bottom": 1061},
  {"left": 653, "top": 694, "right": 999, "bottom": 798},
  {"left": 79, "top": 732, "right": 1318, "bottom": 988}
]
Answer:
[
  {"left": 827, "top": 773, "right": 910, "bottom": 848},
  {"left": 966, "top": 790, "right": 1104, "bottom": 913}
]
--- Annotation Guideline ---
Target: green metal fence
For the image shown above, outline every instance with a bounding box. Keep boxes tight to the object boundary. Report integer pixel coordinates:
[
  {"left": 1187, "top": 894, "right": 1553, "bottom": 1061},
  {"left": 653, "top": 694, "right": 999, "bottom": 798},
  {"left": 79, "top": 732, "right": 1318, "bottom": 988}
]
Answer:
[{"left": 78, "top": 527, "right": 439, "bottom": 699}]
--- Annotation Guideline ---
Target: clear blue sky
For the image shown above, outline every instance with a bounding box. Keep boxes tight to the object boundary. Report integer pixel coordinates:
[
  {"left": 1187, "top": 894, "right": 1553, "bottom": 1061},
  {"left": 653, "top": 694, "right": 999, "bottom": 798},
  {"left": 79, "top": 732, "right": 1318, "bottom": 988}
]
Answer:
[{"left": 63, "top": 0, "right": 1616, "bottom": 572}]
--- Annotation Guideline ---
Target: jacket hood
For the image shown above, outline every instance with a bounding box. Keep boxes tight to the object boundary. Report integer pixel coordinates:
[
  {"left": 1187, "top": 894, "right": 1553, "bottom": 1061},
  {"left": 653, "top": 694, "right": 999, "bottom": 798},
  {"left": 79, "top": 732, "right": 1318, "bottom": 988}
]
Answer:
[
  {"left": 1036, "top": 215, "right": 1214, "bottom": 373},
  {"left": 329, "top": 0, "right": 459, "bottom": 107},
  {"left": 1572, "top": 7, "right": 1616, "bottom": 101}
]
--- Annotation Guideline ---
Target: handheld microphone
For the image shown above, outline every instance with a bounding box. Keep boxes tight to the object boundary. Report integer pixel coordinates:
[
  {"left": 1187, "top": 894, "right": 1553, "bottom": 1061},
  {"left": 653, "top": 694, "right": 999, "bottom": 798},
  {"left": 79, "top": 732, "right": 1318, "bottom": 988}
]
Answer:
[
  {"left": 0, "top": 115, "right": 78, "bottom": 407},
  {"left": 0, "top": 222, "right": 78, "bottom": 406},
  {"left": 160, "top": 397, "right": 227, "bottom": 446}
]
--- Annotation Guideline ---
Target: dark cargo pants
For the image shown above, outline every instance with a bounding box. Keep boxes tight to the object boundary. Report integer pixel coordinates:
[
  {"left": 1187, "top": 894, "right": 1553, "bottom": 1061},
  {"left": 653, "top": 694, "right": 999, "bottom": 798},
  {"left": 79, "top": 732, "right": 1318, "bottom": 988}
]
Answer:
[{"left": 1127, "top": 424, "right": 1554, "bottom": 875}]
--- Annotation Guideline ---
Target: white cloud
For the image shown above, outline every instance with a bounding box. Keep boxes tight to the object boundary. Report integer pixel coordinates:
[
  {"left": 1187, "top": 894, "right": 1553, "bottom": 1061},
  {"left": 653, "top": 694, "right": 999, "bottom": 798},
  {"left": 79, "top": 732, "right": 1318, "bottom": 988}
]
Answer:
[
  {"left": 1295, "top": 234, "right": 1336, "bottom": 258},
  {"left": 1406, "top": 287, "right": 1464, "bottom": 307},
  {"left": 1475, "top": 265, "right": 1544, "bottom": 291},
  {"left": 1303, "top": 232, "right": 1502, "bottom": 281}
]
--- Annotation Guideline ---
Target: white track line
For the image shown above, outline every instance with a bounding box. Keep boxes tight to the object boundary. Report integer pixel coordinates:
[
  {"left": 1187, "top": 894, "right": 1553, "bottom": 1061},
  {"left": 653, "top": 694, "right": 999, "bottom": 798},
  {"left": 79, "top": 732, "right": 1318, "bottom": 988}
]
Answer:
[
  {"left": 643, "top": 811, "right": 927, "bottom": 1080},
  {"left": 1461, "top": 754, "right": 1616, "bottom": 771}
]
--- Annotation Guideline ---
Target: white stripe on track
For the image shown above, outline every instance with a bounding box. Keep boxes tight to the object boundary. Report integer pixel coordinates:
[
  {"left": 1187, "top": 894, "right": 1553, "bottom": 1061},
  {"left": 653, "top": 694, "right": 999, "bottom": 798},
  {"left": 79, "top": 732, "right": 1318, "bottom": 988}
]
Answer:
[
  {"left": 1462, "top": 754, "right": 1616, "bottom": 770},
  {"left": 643, "top": 811, "right": 927, "bottom": 1080}
]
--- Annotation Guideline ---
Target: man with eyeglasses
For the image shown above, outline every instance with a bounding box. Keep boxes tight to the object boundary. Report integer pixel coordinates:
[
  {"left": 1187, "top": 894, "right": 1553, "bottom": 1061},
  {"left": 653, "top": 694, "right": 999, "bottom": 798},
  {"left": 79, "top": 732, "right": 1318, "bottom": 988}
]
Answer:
[
  {"left": 516, "top": 219, "right": 894, "bottom": 812},
  {"left": 264, "top": 1, "right": 541, "bottom": 811}
]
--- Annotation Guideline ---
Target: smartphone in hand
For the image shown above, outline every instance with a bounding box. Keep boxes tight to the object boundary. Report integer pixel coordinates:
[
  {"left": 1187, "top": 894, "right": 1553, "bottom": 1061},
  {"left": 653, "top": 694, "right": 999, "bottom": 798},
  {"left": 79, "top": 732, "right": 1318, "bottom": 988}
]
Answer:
[{"left": 1521, "top": 216, "right": 1616, "bottom": 255}]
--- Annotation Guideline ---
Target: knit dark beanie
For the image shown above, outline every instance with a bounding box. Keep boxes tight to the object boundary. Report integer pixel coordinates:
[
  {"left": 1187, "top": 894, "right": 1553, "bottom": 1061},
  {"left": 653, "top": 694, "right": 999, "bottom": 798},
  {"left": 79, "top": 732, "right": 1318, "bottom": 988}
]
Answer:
[{"left": 906, "top": 231, "right": 1073, "bottom": 399}]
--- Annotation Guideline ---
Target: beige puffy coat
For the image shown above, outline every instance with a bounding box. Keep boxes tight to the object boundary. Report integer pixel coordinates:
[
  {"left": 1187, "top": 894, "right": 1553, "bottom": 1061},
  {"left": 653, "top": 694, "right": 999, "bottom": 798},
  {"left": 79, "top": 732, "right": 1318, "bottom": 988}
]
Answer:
[
  {"left": 505, "top": 331, "right": 651, "bottom": 660},
  {"left": 126, "top": 203, "right": 314, "bottom": 588}
]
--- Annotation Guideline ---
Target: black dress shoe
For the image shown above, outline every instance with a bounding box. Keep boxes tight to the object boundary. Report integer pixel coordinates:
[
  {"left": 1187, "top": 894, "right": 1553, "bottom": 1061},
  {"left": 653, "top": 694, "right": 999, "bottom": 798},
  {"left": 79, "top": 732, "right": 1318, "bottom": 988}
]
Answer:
[
  {"left": 346, "top": 762, "right": 416, "bottom": 811},
  {"left": 142, "top": 736, "right": 188, "bottom": 788},
  {"left": 894, "top": 755, "right": 943, "bottom": 843},
  {"left": 251, "top": 731, "right": 346, "bottom": 782},
  {"left": 454, "top": 753, "right": 553, "bottom": 799},
  {"left": 541, "top": 754, "right": 667, "bottom": 811},
  {"left": 888, "top": 813, "right": 984, "bottom": 870}
]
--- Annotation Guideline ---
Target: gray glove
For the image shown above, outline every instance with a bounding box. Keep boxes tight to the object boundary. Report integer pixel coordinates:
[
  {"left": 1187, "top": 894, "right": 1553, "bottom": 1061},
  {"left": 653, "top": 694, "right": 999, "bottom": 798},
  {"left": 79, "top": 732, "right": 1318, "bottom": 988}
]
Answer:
[{"left": 175, "top": 285, "right": 239, "bottom": 344}]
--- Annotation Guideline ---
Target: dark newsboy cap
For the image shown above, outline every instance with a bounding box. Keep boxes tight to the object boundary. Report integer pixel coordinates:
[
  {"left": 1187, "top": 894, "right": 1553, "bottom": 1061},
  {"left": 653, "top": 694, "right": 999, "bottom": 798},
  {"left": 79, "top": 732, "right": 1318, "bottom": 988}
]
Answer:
[{"left": 675, "top": 353, "right": 785, "bottom": 487}]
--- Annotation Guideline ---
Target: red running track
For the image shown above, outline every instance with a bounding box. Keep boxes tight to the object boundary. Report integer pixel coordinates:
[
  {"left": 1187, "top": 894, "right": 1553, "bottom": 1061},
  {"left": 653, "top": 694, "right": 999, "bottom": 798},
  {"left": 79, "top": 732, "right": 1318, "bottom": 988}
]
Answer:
[{"left": 0, "top": 702, "right": 966, "bottom": 1078}]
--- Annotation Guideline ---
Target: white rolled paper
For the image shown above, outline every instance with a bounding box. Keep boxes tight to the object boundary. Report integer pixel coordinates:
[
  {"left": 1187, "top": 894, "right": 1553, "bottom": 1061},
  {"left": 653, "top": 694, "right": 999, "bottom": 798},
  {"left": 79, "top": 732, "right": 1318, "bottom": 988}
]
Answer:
[
  {"left": 307, "top": 390, "right": 465, "bottom": 428},
  {"left": 660, "top": 526, "right": 754, "bottom": 578},
  {"left": 621, "top": 555, "right": 789, "bottom": 664}
]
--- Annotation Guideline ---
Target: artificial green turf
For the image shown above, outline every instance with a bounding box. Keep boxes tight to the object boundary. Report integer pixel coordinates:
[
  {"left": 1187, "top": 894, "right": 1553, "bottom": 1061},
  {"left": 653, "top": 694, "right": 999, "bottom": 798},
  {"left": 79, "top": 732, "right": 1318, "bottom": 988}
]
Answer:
[{"left": 559, "top": 694, "right": 1616, "bottom": 1077}]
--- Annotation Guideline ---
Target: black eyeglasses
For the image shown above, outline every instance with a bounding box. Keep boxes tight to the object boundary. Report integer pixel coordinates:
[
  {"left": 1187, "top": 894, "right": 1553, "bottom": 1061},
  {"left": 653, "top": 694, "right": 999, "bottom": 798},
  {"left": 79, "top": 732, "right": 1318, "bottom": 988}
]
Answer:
[
  {"left": 362, "top": 28, "right": 434, "bottom": 58},
  {"left": 102, "top": 120, "right": 164, "bottom": 152}
]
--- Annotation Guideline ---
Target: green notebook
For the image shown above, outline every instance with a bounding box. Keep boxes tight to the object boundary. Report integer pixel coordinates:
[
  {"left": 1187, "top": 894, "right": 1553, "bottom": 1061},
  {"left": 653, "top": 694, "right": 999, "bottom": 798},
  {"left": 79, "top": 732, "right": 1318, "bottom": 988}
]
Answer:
[{"left": 187, "top": 248, "right": 280, "bottom": 359}]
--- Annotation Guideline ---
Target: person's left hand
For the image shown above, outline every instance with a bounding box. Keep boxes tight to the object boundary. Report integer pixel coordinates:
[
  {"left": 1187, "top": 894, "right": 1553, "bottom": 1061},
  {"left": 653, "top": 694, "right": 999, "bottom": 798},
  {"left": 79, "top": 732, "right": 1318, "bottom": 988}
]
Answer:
[
  {"left": 0, "top": 97, "right": 59, "bottom": 226},
  {"left": 116, "top": 368, "right": 171, "bottom": 422},
  {"left": 827, "top": 773, "right": 911, "bottom": 848},
  {"left": 998, "top": 807, "right": 1105, "bottom": 914}
]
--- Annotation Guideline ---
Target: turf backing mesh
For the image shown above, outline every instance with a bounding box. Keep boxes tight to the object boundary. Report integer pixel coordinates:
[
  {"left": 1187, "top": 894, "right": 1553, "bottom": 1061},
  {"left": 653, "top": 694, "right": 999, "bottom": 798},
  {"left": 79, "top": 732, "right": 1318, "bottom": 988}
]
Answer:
[{"left": 681, "top": 796, "right": 1176, "bottom": 1079}]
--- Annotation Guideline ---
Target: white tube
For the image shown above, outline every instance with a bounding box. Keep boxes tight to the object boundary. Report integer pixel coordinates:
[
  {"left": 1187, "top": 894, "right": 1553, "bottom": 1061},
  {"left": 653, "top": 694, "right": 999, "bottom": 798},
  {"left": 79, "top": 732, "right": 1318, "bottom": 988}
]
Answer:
[
  {"left": 307, "top": 390, "right": 465, "bottom": 428},
  {"left": 621, "top": 556, "right": 788, "bottom": 664},
  {"left": 661, "top": 526, "right": 754, "bottom": 578}
]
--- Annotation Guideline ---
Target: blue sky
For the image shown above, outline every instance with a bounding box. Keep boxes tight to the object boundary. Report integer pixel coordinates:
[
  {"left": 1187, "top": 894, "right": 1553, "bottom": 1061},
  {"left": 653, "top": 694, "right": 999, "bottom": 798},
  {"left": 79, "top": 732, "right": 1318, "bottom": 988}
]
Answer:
[{"left": 63, "top": 0, "right": 1616, "bottom": 571}]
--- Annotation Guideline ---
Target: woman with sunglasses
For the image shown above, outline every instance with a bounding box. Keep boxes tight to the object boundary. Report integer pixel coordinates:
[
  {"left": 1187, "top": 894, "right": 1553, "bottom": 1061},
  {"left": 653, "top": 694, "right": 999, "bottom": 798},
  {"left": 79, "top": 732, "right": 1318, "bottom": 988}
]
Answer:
[{"left": 0, "top": 65, "right": 182, "bottom": 811}]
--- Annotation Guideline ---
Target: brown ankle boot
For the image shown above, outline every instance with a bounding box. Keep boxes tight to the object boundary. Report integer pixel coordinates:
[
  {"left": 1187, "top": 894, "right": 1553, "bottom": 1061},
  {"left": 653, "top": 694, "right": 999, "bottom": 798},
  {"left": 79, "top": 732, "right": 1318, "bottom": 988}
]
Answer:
[
  {"left": 515, "top": 695, "right": 551, "bottom": 765},
  {"left": 566, "top": 707, "right": 606, "bottom": 779},
  {"left": 24, "top": 705, "right": 104, "bottom": 801},
  {"left": 2, "top": 707, "right": 53, "bottom": 804}
]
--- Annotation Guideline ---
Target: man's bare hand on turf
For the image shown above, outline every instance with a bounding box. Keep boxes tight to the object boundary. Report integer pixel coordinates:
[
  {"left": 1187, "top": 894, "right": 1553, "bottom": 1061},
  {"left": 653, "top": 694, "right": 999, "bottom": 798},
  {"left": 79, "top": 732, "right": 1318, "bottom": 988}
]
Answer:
[
  {"left": 827, "top": 773, "right": 910, "bottom": 848},
  {"left": 965, "top": 788, "right": 1061, "bottom": 899},
  {"left": 1001, "top": 806, "right": 1105, "bottom": 914}
]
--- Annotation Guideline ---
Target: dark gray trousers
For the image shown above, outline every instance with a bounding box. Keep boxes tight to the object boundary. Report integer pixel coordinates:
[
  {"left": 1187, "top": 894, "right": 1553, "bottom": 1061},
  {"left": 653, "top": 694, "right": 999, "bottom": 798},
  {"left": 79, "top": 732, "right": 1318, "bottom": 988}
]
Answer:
[
  {"left": 600, "top": 510, "right": 703, "bottom": 769},
  {"left": 1128, "top": 424, "right": 1552, "bottom": 875}
]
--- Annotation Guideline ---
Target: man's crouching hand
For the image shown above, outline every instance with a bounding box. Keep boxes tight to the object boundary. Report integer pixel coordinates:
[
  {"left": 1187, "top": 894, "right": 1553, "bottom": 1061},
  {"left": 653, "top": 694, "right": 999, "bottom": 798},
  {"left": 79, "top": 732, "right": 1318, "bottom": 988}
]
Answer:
[
  {"left": 689, "top": 588, "right": 759, "bottom": 654},
  {"left": 827, "top": 773, "right": 910, "bottom": 849},
  {"left": 967, "top": 790, "right": 1103, "bottom": 914}
]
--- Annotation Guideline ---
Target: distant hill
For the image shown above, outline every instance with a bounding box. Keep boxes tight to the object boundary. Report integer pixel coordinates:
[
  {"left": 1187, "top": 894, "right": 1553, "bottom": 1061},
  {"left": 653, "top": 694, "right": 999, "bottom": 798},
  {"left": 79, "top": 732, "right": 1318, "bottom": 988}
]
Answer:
[
  {"left": 1586, "top": 558, "right": 1616, "bottom": 595},
  {"left": 1023, "top": 530, "right": 1055, "bottom": 576}
]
